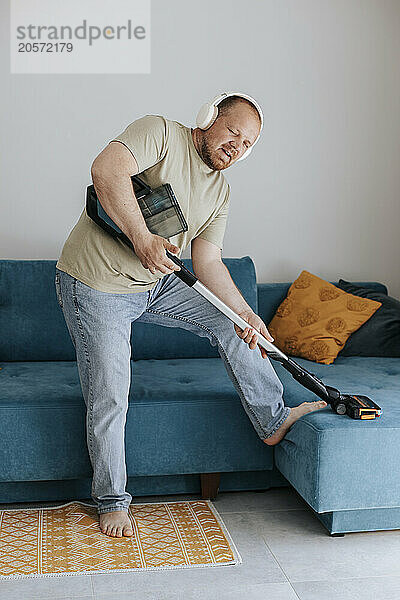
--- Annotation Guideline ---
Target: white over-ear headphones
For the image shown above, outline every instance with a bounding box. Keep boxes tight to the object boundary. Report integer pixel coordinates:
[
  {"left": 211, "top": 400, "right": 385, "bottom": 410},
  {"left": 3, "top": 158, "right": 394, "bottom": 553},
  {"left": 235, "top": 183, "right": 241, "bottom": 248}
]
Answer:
[{"left": 196, "top": 92, "right": 264, "bottom": 161}]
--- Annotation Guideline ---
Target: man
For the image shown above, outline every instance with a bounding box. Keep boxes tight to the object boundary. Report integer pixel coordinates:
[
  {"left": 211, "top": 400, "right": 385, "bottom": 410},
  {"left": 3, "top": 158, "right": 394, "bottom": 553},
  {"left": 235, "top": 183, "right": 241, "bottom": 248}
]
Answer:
[{"left": 55, "top": 93, "right": 326, "bottom": 538}]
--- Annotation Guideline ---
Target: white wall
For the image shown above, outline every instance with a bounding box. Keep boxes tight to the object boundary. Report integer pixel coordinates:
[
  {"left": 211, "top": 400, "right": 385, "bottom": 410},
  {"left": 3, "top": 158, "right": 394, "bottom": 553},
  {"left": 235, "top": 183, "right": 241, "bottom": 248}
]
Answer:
[{"left": 1, "top": 0, "right": 399, "bottom": 297}]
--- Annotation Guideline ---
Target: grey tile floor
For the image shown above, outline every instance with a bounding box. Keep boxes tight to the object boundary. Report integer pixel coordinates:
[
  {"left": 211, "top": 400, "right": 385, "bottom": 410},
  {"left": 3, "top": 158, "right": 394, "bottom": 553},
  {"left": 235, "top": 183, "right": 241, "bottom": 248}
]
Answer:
[{"left": 1, "top": 487, "right": 400, "bottom": 600}]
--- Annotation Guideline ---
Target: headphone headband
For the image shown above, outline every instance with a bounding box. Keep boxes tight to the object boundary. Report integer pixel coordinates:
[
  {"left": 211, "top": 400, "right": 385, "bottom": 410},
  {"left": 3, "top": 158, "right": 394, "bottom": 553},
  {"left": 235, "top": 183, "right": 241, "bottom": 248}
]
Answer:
[
  {"left": 196, "top": 92, "right": 263, "bottom": 161},
  {"left": 212, "top": 92, "right": 264, "bottom": 128}
]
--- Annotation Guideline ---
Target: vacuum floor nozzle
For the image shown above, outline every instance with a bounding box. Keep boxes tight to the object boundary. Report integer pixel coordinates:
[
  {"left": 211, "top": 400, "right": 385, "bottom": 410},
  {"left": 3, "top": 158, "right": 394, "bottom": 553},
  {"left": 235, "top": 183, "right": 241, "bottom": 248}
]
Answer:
[{"left": 331, "top": 394, "right": 382, "bottom": 419}]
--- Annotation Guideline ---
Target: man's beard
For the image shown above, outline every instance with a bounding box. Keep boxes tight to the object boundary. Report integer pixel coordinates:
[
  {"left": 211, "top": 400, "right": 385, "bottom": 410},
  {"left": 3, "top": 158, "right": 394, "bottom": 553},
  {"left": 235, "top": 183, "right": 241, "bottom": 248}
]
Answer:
[{"left": 199, "top": 136, "right": 226, "bottom": 171}]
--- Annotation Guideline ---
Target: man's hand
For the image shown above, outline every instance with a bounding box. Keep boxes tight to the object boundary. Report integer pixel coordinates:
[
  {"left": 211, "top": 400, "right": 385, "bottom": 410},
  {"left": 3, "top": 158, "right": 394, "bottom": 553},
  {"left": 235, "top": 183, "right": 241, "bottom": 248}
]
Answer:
[
  {"left": 132, "top": 231, "right": 181, "bottom": 275},
  {"left": 234, "top": 309, "right": 274, "bottom": 358}
]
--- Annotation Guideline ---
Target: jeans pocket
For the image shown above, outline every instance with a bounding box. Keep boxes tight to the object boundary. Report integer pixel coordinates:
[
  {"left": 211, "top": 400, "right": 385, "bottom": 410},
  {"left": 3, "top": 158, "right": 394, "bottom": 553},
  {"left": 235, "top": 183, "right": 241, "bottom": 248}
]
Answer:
[{"left": 55, "top": 271, "right": 63, "bottom": 308}]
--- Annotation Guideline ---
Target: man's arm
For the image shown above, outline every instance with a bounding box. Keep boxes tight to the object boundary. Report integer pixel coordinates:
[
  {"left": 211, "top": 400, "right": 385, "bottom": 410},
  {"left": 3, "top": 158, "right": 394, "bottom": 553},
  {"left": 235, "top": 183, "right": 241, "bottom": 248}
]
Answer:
[
  {"left": 90, "top": 142, "right": 180, "bottom": 274},
  {"left": 191, "top": 237, "right": 274, "bottom": 357},
  {"left": 91, "top": 142, "right": 144, "bottom": 238}
]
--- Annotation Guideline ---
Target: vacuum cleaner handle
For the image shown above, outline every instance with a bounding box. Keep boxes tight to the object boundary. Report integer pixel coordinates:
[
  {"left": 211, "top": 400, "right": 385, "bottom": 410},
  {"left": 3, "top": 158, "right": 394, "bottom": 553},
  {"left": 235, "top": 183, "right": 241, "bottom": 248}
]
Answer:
[{"left": 166, "top": 251, "right": 197, "bottom": 286}]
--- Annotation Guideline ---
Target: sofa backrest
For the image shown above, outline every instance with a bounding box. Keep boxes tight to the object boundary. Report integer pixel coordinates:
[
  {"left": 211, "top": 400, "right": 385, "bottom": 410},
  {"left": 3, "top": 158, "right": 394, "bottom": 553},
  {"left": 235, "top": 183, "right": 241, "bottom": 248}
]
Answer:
[
  {"left": 0, "top": 258, "right": 257, "bottom": 361},
  {"left": 0, "top": 258, "right": 388, "bottom": 362},
  {"left": 0, "top": 260, "right": 72, "bottom": 362}
]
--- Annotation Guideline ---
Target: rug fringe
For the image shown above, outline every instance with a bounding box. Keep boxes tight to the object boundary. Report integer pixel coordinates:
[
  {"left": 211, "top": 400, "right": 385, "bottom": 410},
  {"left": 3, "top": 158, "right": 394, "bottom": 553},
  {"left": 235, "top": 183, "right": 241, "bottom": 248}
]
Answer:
[{"left": 0, "top": 558, "right": 239, "bottom": 580}]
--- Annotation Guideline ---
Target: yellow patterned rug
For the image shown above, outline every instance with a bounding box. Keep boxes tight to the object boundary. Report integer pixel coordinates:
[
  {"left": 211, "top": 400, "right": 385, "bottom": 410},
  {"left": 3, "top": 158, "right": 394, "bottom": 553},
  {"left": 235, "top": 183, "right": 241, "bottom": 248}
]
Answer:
[{"left": 0, "top": 500, "right": 241, "bottom": 578}]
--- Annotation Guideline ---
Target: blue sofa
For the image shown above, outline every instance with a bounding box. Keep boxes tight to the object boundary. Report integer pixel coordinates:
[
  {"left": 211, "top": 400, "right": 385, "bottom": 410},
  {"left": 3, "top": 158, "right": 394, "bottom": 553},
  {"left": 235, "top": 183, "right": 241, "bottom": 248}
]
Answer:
[{"left": 0, "top": 257, "right": 399, "bottom": 535}]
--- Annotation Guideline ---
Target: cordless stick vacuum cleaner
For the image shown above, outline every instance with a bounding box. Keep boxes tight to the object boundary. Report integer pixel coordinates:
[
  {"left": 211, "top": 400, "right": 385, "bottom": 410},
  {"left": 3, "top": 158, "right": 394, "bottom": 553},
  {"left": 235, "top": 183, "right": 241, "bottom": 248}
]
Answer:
[{"left": 86, "top": 176, "right": 382, "bottom": 421}]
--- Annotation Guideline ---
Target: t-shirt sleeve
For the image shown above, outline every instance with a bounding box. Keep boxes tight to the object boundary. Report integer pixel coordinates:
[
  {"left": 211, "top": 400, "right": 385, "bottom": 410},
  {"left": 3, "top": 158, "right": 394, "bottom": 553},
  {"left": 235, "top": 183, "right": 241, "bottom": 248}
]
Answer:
[
  {"left": 110, "top": 114, "right": 168, "bottom": 173},
  {"left": 196, "top": 185, "right": 230, "bottom": 250}
]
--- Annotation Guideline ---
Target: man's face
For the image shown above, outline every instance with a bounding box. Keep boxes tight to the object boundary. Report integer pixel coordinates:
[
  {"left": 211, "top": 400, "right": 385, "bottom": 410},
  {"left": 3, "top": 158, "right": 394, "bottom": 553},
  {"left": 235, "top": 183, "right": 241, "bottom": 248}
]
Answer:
[{"left": 196, "top": 103, "right": 261, "bottom": 171}]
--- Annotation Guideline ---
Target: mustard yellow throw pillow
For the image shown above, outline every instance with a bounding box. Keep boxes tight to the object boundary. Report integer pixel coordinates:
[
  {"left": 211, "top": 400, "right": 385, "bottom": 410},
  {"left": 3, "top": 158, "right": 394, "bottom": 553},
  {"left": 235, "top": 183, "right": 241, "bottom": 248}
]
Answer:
[{"left": 268, "top": 270, "right": 382, "bottom": 364}]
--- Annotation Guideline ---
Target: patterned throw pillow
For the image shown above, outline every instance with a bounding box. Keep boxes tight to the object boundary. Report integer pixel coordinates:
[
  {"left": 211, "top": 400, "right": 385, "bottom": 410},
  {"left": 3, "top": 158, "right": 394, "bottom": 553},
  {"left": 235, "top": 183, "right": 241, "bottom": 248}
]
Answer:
[{"left": 267, "top": 270, "right": 382, "bottom": 364}]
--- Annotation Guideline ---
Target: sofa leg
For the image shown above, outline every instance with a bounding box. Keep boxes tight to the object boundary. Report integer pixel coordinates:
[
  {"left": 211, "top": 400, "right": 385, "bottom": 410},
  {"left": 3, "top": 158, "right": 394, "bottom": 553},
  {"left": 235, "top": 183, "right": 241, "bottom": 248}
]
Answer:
[
  {"left": 200, "top": 472, "right": 221, "bottom": 500},
  {"left": 330, "top": 532, "right": 345, "bottom": 537}
]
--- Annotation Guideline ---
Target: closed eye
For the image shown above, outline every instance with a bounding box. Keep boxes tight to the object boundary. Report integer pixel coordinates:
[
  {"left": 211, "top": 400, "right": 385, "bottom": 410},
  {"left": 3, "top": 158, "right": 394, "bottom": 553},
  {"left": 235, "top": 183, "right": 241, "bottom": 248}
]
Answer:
[{"left": 228, "top": 127, "right": 251, "bottom": 148}]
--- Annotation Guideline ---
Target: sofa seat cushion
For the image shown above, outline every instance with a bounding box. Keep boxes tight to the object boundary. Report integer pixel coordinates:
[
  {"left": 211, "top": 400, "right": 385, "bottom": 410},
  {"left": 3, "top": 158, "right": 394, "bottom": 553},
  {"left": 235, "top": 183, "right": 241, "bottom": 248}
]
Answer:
[
  {"left": 273, "top": 356, "right": 400, "bottom": 513},
  {"left": 0, "top": 358, "right": 274, "bottom": 481},
  {"left": 0, "top": 358, "right": 249, "bottom": 407}
]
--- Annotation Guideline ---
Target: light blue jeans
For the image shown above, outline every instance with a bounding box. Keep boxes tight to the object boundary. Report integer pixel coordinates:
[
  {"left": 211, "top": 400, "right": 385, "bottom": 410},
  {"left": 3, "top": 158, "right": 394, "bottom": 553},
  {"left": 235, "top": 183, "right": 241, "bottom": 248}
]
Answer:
[{"left": 54, "top": 267, "right": 289, "bottom": 514}]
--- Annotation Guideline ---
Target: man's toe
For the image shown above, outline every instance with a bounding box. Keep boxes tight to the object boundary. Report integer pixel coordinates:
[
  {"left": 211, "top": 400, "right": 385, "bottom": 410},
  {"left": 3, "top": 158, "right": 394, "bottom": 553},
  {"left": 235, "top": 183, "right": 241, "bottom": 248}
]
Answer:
[{"left": 124, "top": 524, "right": 133, "bottom": 536}]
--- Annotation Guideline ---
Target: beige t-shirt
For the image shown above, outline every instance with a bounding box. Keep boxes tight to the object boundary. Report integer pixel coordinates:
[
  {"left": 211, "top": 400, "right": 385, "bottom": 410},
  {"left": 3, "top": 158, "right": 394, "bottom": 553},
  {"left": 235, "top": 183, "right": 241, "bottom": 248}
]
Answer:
[{"left": 56, "top": 115, "right": 230, "bottom": 293}]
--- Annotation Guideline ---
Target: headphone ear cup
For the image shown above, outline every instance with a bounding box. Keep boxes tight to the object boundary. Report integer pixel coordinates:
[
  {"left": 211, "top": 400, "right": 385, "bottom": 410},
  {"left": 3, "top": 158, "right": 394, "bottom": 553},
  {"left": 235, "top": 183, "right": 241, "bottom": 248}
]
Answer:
[{"left": 196, "top": 103, "right": 218, "bottom": 130}]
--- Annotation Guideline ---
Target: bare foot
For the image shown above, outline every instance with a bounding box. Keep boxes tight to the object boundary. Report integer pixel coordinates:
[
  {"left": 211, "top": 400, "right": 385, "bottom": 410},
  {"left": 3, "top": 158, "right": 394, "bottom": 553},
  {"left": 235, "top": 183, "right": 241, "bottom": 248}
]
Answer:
[
  {"left": 99, "top": 510, "right": 133, "bottom": 537},
  {"left": 263, "top": 401, "right": 327, "bottom": 446}
]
